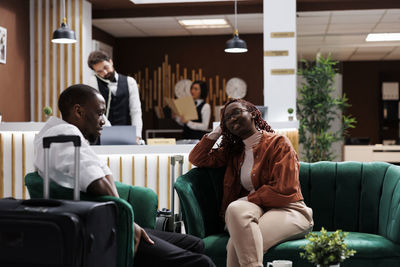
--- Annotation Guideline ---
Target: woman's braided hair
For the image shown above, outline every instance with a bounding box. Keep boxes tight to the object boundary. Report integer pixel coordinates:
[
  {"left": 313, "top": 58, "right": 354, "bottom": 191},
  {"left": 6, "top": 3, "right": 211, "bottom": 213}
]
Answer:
[{"left": 219, "top": 98, "right": 274, "bottom": 155}]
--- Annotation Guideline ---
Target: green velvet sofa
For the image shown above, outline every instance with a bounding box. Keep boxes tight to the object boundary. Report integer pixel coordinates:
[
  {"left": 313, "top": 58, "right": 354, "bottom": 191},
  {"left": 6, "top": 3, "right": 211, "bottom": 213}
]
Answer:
[
  {"left": 174, "top": 161, "right": 400, "bottom": 267},
  {"left": 25, "top": 172, "right": 158, "bottom": 267}
]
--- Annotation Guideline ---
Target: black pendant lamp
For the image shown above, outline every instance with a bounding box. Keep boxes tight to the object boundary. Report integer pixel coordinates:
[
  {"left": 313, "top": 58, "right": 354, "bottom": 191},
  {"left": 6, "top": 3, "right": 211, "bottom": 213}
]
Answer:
[
  {"left": 225, "top": 0, "right": 247, "bottom": 53},
  {"left": 52, "top": 0, "right": 76, "bottom": 44}
]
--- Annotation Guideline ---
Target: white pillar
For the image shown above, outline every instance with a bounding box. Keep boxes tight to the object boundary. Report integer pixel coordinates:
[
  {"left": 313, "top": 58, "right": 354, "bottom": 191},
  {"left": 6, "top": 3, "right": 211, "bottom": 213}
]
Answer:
[{"left": 263, "top": 0, "right": 297, "bottom": 127}]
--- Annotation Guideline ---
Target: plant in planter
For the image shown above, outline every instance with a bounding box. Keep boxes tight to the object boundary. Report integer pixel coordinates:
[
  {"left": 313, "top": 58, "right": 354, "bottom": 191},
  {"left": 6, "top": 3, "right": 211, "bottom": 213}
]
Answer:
[
  {"left": 287, "top": 108, "right": 294, "bottom": 121},
  {"left": 43, "top": 106, "right": 53, "bottom": 120},
  {"left": 297, "top": 55, "right": 356, "bottom": 162},
  {"left": 300, "top": 227, "right": 356, "bottom": 267}
]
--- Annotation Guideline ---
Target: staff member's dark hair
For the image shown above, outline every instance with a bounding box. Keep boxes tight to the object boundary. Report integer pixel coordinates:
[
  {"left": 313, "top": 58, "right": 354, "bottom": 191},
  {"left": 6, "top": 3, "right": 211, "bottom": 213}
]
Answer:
[
  {"left": 87, "top": 51, "right": 111, "bottom": 70},
  {"left": 191, "top": 80, "right": 208, "bottom": 99},
  {"left": 58, "top": 84, "right": 99, "bottom": 119}
]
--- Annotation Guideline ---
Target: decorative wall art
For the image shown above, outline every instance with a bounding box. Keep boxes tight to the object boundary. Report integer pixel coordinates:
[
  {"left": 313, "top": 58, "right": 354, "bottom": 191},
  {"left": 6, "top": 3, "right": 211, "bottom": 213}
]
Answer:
[{"left": 0, "top": 26, "right": 7, "bottom": 64}]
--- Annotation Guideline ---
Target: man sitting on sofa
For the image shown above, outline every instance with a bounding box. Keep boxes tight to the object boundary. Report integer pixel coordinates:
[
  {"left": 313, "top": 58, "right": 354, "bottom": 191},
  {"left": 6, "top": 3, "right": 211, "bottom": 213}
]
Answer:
[{"left": 33, "top": 83, "right": 215, "bottom": 267}]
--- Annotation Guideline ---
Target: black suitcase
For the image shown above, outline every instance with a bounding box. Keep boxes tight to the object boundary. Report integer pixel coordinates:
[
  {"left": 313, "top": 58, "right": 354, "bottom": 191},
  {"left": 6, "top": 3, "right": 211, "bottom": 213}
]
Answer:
[{"left": 0, "top": 135, "right": 117, "bottom": 267}]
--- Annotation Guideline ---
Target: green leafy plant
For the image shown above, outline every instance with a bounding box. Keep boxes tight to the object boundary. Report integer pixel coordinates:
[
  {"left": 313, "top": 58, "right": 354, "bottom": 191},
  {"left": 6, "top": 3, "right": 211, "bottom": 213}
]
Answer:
[
  {"left": 43, "top": 106, "right": 53, "bottom": 116},
  {"left": 300, "top": 227, "right": 356, "bottom": 267},
  {"left": 287, "top": 108, "right": 294, "bottom": 114},
  {"left": 297, "top": 55, "right": 356, "bottom": 162}
]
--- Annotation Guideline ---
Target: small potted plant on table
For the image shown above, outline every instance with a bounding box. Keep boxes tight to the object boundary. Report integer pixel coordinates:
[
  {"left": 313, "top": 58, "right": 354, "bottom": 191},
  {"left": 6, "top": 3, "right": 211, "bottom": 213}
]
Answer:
[
  {"left": 287, "top": 108, "right": 294, "bottom": 121},
  {"left": 300, "top": 227, "right": 356, "bottom": 267}
]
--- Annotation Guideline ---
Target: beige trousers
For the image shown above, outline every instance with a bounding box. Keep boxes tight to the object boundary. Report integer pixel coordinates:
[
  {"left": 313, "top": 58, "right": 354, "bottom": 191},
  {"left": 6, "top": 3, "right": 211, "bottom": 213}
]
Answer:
[{"left": 225, "top": 200, "right": 314, "bottom": 267}]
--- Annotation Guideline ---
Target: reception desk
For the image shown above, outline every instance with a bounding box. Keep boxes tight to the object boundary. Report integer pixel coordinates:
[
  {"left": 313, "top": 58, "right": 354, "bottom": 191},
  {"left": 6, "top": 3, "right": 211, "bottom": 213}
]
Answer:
[
  {"left": 0, "top": 121, "right": 300, "bottom": 210},
  {"left": 0, "top": 122, "right": 194, "bottom": 211},
  {"left": 344, "top": 145, "right": 400, "bottom": 163}
]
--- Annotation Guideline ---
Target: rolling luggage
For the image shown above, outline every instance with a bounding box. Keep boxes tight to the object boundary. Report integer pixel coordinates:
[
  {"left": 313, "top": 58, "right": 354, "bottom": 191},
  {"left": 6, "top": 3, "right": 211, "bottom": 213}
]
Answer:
[
  {"left": 156, "top": 155, "right": 183, "bottom": 233},
  {"left": 0, "top": 135, "right": 117, "bottom": 267}
]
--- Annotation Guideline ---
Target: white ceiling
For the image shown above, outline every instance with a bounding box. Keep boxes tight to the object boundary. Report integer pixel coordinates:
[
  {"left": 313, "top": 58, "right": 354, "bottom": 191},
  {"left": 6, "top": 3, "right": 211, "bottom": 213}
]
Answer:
[{"left": 93, "top": 9, "right": 400, "bottom": 61}]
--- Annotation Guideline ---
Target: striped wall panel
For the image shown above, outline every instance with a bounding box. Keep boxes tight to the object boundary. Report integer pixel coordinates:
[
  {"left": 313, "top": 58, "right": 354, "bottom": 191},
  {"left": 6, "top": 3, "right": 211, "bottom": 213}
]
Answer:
[
  {"left": 0, "top": 130, "right": 192, "bottom": 211},
  {"left": 30, "top": 0, "right": 90, "bottom": 122}
]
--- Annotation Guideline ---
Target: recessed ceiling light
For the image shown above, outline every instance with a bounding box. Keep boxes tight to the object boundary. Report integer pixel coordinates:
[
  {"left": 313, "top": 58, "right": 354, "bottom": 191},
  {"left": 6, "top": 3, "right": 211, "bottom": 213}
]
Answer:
[
  {"left": 179, "top": 19, "right": 229, "bottom": 29},
  {"left": 366, "top": 33, "right": 400, "bottom": 42}
]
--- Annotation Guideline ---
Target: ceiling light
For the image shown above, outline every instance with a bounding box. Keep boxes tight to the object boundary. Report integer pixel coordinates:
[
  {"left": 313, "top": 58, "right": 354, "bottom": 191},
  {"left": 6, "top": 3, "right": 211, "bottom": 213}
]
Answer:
[
  {"left": 179, "top": 19, "right": 229, "bottom": 29},
  {"left": 225, "top": 0, "right": 247, "bottom": 53},
  {"left": 52, "top": 0, "right": 76, "bottom": 44},
  {"left": 366, "top": 33, "right": 400, "bottom": 42}
]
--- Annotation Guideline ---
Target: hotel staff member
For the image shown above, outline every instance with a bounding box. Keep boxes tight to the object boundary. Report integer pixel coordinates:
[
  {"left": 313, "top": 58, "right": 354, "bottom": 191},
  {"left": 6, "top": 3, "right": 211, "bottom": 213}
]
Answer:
[{"left": 87, "top": 50, "right": 142, "bottom": 143}]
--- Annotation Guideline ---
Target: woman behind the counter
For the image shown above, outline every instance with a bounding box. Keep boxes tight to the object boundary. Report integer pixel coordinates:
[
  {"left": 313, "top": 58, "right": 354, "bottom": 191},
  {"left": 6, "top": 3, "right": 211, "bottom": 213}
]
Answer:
[
  {"left": 189, "top": 98, "right": 314, "bottom": 267},
  {"left": 175, "top": 80, "right": 211, "bottom": 140}
]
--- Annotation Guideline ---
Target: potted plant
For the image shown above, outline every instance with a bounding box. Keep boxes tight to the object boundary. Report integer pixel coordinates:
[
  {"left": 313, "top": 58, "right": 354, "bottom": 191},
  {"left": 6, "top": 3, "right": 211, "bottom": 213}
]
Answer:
[
  {"left": 287, "top": 108, "right": 294, "bottom": 121},
  {"left": 43, "top": 106, "right": 53, "bottom": 120},
  {"left": 300, "top": 227, "right": 356, "bottom": 267},
  {"left": 297, "top": 55, "right": 356, "bottom": 162}
]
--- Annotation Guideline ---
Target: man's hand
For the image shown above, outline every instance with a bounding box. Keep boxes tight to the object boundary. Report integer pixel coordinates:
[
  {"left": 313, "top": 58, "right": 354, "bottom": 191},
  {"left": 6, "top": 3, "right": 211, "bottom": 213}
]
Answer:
[{"left": 134, "top": 223, "right": 154, "bottom": 254}]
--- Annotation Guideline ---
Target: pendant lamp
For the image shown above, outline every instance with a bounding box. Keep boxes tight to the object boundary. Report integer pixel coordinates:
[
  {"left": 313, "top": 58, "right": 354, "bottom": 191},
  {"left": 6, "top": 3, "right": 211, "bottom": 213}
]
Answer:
[
  {"left": 225, "top": 0, "right": 247, "bottom": 53},
  {"left": 52, "top": 0, "right": 76, "bottom": 44}
]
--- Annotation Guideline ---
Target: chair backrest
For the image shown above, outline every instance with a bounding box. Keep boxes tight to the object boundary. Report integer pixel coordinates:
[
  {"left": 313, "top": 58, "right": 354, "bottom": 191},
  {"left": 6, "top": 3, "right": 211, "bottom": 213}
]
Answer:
[
  {"left": 25, "top": 172, "right": 135, "bottom": 267},
  {"left": 175, "top": 167, "right": 225, "bottom": 238},
  {"left": 177, "top": 161, "right": 400, "bottom": 244}
]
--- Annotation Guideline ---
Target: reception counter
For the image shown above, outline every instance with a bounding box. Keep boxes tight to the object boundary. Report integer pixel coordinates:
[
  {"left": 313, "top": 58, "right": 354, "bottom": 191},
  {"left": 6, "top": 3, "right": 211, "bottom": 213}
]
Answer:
[
  {"left": 0, "top": 122, "right": 195, "bottom": 211},
  {"left": 344, "top": 145, "right": 400, "bottom": 164},
  {"left": 1, "top": 121, "right": 300, "bottom": 210}
]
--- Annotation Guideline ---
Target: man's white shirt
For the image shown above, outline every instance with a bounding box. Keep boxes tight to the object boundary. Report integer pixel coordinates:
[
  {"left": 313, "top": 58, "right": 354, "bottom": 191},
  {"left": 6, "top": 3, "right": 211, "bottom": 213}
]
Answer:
[
  {"left": 87, "top": 72, "right": 143, "bottom": 138},
  {"left": 34, "top": 116, "right": 112, "bottom": 192}
]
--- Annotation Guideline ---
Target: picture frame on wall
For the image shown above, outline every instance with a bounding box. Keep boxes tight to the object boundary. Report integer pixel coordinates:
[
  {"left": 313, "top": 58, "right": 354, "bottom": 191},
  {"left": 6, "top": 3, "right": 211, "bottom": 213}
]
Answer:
[{"left": 0, "top": 26, "right": 6, "bottom": 64}]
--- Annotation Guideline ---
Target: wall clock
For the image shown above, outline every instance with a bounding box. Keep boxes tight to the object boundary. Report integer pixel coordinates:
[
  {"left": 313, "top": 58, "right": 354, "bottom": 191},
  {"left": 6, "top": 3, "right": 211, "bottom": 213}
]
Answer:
[
  {"left": 174, "top": 79, "right": 192, "bottom": 98},
  {"left": 226, "top": 77, "right": 247, "bottom": 99}
]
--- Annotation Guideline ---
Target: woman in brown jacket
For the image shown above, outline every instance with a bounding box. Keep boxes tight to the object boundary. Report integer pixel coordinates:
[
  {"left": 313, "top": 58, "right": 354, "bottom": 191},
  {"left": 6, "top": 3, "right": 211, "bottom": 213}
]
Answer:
[{"left": 189, "top": 99, "right": 313, "bottom": 267}]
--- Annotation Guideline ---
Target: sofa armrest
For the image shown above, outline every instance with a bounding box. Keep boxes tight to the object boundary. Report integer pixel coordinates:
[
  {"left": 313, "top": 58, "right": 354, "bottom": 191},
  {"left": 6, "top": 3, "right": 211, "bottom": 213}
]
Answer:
[
  {"left": 174, "top": 167, "right": 225, "bottom": 239},
  {"left": 115, "top": 181, "right": 158, "bottom": 229}
]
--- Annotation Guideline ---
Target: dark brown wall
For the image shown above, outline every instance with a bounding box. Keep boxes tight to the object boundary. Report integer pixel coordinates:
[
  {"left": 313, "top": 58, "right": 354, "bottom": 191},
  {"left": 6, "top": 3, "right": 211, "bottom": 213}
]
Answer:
[
  {"left": 114, "top": 34, "right": 263, "bottom": 133},
  {"left": 342, "top": 60, "right": 400, "bottom": 144},
  {"left": 0, "top": 0, "right": 30, "bottom": 122},
  {"left": 92, "top": 25, "right": 116, "bottom": 48}
]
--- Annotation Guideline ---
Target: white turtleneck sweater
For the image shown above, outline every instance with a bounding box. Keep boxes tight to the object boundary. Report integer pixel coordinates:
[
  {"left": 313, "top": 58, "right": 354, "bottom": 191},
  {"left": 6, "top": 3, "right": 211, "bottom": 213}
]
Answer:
[{"left": 240, "top": 131, "right": 262, "bottom": 193}]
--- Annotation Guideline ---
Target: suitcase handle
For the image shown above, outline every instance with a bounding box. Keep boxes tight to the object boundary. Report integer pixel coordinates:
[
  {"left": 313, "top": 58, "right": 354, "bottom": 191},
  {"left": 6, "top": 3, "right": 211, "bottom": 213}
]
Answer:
[
  {"left": 43, "top": 135, "right": 81, "bottom": 201},
  {"left": 43, "top": 135, "right": 81, "bottom": 148}
]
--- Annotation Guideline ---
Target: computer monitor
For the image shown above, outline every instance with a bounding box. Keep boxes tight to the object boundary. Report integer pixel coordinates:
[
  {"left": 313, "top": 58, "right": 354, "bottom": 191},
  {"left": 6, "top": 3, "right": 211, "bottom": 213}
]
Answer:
[{"left": 100, "top": 126, "right": 137, "bottom": 145}]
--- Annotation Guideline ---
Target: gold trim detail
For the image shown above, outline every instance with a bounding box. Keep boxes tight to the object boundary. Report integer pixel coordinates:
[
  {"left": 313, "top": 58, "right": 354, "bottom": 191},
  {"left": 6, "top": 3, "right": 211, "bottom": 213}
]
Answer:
[
  {"left": 41, "top": 0, "right": 46, "bottom": 122},
  {"left": 49, "top": 0, "right": 54, "bottom": 115},
  {"left": 119, "top": 156, "right": 123, "bottom": 183},
  {"left": 22, "top": 134, "right": 26, "bottom": 199},
  {"left": 270, "top": 32, "right": 295, "bottom": 38},
  {"left": 271, "top": 69, "right": 295, "bottom": 75},
  {"left": 71, "top": 0, "right": 76, "bottom": 84},
  {"left": 156, "top": 156, "right": 160, "bottom": 207},
  {"left": 0, "top": 134, "right": 3, "bottom": 198},
  {"left": 167, "top": 156, "right": 171, "bottom": 210},
  {"left": 11, "top": 134, "right": 15, "bottom": 198},
  {"left": 131, "top": 156, "right": 135, "bottom": 186},
  {"left": 79, "top": 0, "right": 83, "bottom": 83},
  {"left": 144, "top": 156, "right": 148, "bottom": 187},
  {"left": 107, "top": 157, "right": 110, "bottom": 167},
  {"left": 35, "top": 0, "right": 39, "bottom": 121},
  {"left": 56, "top": 0, "right": 61, "bottom": 117},
  {"left": 264, "top": 50, "right": 289, "bottom": 57}
]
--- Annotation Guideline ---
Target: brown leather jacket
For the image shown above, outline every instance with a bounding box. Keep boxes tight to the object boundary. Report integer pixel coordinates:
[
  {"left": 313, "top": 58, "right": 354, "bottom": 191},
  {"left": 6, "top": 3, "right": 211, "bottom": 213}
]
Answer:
[{"left": 189, "top": 131, "right": 304, "bottom": 215}]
